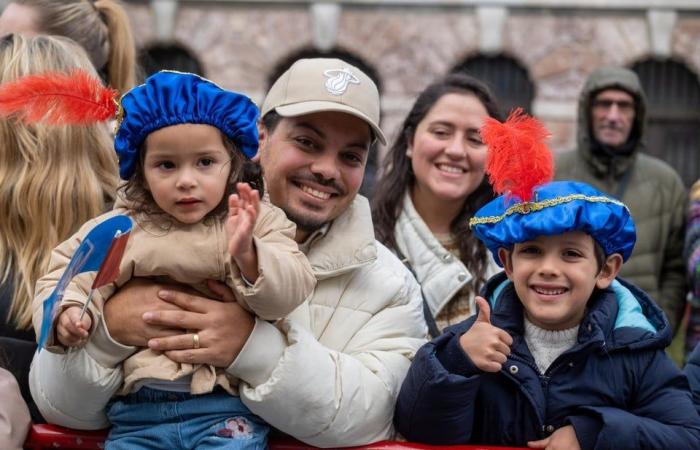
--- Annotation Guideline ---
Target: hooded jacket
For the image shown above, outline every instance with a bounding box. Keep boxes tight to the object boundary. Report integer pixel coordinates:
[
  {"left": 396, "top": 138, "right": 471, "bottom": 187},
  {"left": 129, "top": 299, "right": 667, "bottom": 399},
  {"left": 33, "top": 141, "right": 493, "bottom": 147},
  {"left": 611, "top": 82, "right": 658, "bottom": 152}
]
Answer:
[
  {"left": 395, "top": 272, "right": 700, "bottom": 450},
  {"left": 555, "top": 67, "right": 687, "bottom": 332}
]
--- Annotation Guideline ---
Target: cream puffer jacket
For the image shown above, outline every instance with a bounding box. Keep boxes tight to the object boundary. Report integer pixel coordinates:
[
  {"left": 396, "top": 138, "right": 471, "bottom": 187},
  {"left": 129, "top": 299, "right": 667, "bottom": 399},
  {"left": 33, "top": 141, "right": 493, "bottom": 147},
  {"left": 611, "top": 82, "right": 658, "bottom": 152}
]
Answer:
[
  {"left": 394, "top": 192, "right": 501, "bottom": 323},
  {"left": 29, "top": 195, "right": 427, "bottom": 447}
]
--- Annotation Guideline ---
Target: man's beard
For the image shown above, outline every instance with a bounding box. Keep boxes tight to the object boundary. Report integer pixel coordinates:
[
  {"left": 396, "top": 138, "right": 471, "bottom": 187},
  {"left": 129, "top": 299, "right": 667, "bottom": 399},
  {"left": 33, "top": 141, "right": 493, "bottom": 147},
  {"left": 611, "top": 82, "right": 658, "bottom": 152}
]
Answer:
[
  {"left": 282, "top": 207, "right": 328, "bottom": 235},
  {"left": 281, "top": 173, "right": 346, "bottom": 234}
]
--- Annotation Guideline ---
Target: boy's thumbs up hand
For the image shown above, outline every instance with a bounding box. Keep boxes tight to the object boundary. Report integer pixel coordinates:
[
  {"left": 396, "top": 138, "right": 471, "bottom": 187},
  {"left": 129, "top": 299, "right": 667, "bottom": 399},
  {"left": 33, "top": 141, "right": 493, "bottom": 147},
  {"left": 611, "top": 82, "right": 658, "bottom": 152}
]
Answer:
[
  {"left": 475, "top": 295, "right": 492, "bottom": 324},
  {"left": 459, "top": 296, "right": 513, "bottom": 373}
]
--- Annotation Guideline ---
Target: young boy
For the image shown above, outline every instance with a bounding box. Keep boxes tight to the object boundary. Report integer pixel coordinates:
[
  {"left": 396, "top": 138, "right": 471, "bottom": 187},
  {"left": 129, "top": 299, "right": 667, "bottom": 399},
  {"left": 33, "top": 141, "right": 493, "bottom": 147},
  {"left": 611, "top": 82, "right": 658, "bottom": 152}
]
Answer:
[{"left": 394, "top": 178, "right": 700, "bottom": 449}]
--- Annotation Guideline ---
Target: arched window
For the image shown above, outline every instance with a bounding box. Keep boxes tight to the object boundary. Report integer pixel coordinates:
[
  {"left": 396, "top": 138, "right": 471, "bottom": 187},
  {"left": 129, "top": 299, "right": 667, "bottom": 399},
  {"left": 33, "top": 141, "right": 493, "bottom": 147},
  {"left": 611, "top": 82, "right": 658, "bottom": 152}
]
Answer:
[
  {"left": 631, "top": 58, "right": 700, "bottom": 187},
  {"left": 139, "top": 41, "right": 206, "bottom": 78},
  {"left": 267, "top": 48, "right": 381, "bottom": 198},
  {"left": 451, "top": 54, "right": 535, "bottom": 116}
]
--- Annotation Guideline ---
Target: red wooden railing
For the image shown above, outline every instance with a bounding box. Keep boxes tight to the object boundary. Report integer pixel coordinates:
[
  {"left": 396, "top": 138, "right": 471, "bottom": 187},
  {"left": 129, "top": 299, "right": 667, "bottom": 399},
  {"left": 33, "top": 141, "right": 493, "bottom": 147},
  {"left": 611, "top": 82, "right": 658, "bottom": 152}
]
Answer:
[{"left": 24, "top": 424, "right": 526, "bottom": 450}]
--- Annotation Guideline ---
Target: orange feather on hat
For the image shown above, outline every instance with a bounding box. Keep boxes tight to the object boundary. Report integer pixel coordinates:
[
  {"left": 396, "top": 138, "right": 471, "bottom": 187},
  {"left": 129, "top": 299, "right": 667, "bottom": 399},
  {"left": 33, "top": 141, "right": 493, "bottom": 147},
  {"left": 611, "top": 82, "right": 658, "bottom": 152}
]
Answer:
[
  {"left": 480, "top": 108, "right": 554, "bottom": 202},
  {"left": 0, "top": 69, "right": 118, "bottom": 125}
]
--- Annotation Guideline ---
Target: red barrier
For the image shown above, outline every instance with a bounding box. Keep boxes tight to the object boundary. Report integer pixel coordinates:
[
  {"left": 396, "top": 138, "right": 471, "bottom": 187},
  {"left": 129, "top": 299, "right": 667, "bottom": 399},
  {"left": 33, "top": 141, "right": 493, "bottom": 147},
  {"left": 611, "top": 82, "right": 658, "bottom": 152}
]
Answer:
[{"left": 24, "top": 424, "right": 526, "bottom": 450}]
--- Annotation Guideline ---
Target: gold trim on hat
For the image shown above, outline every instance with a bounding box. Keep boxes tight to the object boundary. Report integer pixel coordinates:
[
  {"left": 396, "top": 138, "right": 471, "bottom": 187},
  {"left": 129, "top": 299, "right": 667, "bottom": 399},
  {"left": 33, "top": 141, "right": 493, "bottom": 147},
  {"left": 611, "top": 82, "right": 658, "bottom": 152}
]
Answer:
[
  {"left": 113, "top": 96, "right": 124, "bottom": 134},
  {"left": 468, "top": 194, "right": 628, "bottom": 228}
]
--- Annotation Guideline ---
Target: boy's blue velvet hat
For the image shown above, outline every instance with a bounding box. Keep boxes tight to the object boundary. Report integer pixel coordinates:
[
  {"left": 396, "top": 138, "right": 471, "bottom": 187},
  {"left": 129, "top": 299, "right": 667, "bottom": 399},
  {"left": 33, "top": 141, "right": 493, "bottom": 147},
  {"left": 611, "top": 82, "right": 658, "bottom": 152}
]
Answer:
[
  {"left": 114, "top": 71, "right": 259, "bottom": 180},
  {"left": 470, "top": 180, "right": 636, "bottom": 266}
]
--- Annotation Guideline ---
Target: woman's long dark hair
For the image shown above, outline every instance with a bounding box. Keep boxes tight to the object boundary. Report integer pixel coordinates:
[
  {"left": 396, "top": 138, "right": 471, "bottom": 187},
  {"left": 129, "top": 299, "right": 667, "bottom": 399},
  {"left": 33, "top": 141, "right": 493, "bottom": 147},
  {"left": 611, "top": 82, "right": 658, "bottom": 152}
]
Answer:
[{"left": 372, "top": 73, "right": 502, "bottom": 308}]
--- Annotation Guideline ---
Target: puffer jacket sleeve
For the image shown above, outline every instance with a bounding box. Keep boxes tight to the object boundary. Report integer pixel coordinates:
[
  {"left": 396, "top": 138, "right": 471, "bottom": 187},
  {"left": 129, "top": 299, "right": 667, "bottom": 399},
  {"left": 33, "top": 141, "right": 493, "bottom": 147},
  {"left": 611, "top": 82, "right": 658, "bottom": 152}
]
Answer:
[
  {"left": 394, "top": 319, "right": 483, "bottom": 445},
  {"left": 569, "top": 349, "right": 700, "bottom": 450},
  {"left": 227, "top": 255, "right": 427, "bottom": 448},
  {"left": 29, "top": 344, "right": 115, "bottom": 430},
  {"left": 658, "top": 178, "right": 688, "bottom": 332},
  {"left": 685, "top": 343, "right": 700, "bottom": 416},
  {"left": 227, "top": 201, "right": 316, "bottom": 320},
  {"left": 29, "top": 313, "right": 133, "bottom": 430}
]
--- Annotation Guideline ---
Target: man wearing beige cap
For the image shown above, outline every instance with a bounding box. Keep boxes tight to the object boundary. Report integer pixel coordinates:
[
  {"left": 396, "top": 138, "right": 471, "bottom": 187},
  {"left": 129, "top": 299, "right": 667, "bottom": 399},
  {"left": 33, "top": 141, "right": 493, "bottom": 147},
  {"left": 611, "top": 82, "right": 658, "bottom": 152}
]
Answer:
[{"left": 30, "top": 58, "right": 427, "bottom": 447}]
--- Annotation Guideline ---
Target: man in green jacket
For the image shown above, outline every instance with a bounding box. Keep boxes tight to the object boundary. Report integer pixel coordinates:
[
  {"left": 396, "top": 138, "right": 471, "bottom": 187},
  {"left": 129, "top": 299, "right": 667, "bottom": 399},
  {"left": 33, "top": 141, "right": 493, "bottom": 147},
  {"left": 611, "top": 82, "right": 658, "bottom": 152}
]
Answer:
[{"left": 555, "top": 66, "right": 687, "bottom": 333}]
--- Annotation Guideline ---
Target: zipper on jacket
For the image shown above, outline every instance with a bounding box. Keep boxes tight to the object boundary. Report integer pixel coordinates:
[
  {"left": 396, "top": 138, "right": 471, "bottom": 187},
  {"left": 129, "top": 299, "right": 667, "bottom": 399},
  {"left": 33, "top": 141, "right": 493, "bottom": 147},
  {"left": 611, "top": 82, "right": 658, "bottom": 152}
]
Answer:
[{"left": 505, "top": 353, "right": 549, "bottom": 438}]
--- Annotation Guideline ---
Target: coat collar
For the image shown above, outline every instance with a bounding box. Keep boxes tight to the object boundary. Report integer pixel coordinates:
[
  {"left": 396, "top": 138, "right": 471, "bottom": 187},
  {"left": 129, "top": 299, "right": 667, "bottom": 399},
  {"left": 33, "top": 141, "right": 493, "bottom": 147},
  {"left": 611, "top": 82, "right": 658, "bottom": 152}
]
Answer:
[
  {"left": 395, "top": 191, "right": 472, "bottom": 316},
  {"left": 482, "top": 272, "right": 670, "bottom": 352},
  {"left": 304, "top": 195, "right": 377, "bottom": 279}
]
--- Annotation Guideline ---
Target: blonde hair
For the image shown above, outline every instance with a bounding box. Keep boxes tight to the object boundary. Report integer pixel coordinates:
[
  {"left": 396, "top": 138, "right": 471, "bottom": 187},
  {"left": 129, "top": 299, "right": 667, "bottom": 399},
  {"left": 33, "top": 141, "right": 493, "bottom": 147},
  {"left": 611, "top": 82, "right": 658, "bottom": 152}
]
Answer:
[
  {"left": 0, "top": 34, "right": 119, "bottom": 330},
  {"left": 15, "top": 0, "right": 137, "bottom": 93}
]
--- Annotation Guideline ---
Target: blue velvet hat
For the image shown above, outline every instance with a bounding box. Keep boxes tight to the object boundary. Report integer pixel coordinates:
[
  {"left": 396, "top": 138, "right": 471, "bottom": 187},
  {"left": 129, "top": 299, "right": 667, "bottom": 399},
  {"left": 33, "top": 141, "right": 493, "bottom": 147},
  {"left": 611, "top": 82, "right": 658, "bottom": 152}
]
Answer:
[
  {"left": 114, "top": 71, "right": 259, "bottom": 179},
  {"left": 469, "top": 180, "right": 637, "bottom": 266}
]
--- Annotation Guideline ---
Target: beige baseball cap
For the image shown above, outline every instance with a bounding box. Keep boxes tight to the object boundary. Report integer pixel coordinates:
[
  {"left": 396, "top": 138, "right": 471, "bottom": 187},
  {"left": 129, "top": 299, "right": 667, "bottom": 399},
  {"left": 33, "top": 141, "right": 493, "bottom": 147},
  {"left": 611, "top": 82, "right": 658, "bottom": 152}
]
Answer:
[{"left": 261, "top": 58, "right": 386, "bottom": 145}]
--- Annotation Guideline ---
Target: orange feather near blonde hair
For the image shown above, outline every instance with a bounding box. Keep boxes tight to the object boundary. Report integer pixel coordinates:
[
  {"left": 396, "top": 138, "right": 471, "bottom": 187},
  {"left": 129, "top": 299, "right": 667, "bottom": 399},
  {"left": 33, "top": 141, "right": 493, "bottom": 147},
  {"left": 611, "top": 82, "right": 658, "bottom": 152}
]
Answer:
[
  {"left": 480, "top": 108, "right": 554, "bottom": 202},
  {"left": 0, "top": 70, "right": 118, "bottom": 124}
]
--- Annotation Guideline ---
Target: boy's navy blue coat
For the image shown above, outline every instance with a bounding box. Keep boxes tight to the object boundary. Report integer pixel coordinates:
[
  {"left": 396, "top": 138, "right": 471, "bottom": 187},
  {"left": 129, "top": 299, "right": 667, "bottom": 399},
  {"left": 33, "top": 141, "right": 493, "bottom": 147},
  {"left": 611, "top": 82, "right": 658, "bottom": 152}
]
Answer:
[
  {"left": 687, "top": 344, "right": 700, "bottom": 416},
  {"left": 395, "top": 273, "right": 700, "bottom": 449}
]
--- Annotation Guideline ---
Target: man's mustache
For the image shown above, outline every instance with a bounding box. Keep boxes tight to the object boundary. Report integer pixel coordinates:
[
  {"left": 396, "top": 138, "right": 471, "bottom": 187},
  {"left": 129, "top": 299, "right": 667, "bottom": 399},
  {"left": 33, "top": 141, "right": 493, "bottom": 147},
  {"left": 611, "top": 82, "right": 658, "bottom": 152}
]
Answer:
[
  {"left": 599, "top": 123, "right": 626, "bottom": 131},
  {"left": 293, "top": 174, "right": 346, "bottom": 196}
]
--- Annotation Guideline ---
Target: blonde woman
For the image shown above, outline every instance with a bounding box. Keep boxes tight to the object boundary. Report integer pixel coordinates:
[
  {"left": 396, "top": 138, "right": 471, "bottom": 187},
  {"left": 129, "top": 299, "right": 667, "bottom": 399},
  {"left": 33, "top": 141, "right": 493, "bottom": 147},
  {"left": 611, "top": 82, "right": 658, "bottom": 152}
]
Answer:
[
  {"left": 0, "top": 0, "right": 137, "bottom": 93},
  {"left": 0, "top": 34, "right": 119, "bottom": 421}
]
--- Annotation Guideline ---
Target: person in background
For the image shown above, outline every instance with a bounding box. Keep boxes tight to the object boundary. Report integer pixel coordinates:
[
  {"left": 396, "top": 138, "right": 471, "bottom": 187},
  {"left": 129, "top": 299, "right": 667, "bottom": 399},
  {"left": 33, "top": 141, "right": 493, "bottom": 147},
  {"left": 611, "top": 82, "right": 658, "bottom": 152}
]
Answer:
[
  {"left": 0, "top": 0, "right": 137, "bottom": 93},
  {"left": 29, "top": 58, "right": 427, "bottom": 447},
  {"left": 555, "top": 67, "right": 687, "bottom": 335},
  {"left": 686, "top": 342, "right": 700, "bottom": 415},
  {"left": 684, "top": 179, "right": 700, "bottom": 410},
  {"left": 0, "top": 33, "right": 119, "bottom": 422},
  {"left": 685, "top": 179, "right": 700, "bottom": 357},
  {"left": 372, "top": 73, "right": 501, "bottom": 337}
]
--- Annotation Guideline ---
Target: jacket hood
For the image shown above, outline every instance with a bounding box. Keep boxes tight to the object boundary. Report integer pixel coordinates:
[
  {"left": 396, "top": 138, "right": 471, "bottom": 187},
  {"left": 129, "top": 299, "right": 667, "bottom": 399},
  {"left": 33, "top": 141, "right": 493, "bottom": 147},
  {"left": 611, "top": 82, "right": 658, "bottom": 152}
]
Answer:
[
  {"left": 481, "top": 271, "right": 671, "bottom": 351},
  {"left": 577, "top": 67, "right": 648, "bottom": 178}
]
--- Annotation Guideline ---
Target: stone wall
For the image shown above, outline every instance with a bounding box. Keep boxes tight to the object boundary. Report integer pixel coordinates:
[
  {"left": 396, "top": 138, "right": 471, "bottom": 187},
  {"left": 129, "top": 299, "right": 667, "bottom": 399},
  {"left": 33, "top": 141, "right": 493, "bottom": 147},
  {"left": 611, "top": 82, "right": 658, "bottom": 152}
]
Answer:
[{"left": 125, "top": 3, "right": 700, "bottom": 158}]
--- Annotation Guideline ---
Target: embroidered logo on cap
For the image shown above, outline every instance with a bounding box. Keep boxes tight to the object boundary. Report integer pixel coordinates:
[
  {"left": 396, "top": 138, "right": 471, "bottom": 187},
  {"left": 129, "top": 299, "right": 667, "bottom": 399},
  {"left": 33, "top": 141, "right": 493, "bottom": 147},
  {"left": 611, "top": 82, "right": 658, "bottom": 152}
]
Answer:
[{"left": 323, "top": 68, "right": 360, "bottom": 95}]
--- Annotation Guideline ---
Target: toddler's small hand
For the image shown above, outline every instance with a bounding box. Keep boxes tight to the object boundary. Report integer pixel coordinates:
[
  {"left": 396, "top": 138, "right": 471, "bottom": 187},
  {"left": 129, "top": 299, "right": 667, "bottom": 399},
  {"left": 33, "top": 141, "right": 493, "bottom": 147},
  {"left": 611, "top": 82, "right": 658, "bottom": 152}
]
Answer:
[
  {"left": 459, "top": 297, "right": 513, "bottom": 372},
  {"left": 226, "top": 182, "right": 260, "bottom": 282},
  {"left": 528, "top": 424, "right": 581, "bottom": 450},
  {"left": 56, "top": 306, "right": 92, "bottom": 347},
  {"left": 226, "top": 182, "right": 259, "bottom": 257}
]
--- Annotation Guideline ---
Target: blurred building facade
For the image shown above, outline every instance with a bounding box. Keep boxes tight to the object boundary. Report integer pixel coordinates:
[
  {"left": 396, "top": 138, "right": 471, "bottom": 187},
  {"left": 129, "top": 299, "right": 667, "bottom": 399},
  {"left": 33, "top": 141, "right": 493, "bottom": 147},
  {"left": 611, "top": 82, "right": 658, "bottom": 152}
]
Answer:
[{"left": 128, "top": 1, "right": 700, "bottom": 185}]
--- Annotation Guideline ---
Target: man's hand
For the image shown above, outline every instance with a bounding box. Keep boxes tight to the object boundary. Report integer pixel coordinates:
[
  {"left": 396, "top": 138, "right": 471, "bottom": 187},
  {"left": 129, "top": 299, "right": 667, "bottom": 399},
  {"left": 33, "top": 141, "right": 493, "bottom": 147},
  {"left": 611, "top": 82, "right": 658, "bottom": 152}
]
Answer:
[
  {"left": 145, "top": 280, "right": 255, "bottom": 368},
  {"left": 459, "top": 297, "right": 513, "bottom": 372},
  {"left": 104, "top": 278, "right": 187, "bottom": 347},
  {"left": 528, "top": 425, "right": 581, "bottom": 450}
]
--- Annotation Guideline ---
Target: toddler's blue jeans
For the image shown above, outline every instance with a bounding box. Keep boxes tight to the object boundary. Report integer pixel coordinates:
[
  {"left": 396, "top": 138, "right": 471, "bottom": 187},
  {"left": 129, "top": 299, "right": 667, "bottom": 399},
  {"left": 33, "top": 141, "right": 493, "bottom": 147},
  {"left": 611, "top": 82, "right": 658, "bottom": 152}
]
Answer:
[{"left": 105, "top": 387, "right": 268, "bottom": 449}]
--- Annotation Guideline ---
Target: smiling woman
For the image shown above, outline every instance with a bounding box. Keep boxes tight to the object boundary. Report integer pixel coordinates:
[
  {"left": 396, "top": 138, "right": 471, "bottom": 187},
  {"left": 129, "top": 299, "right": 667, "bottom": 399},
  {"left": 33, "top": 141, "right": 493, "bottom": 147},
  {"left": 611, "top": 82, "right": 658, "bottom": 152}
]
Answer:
[{"left": 372, "top": 73, "right": 503, "bottom": 336}]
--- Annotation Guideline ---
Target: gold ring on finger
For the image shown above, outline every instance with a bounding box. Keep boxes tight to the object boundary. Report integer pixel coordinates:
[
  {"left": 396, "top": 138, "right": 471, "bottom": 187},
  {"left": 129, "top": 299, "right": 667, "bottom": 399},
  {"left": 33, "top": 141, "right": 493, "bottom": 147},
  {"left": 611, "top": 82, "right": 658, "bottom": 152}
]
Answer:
[{"left": 192, "top": 333, "right": 200, "bottom": 349}]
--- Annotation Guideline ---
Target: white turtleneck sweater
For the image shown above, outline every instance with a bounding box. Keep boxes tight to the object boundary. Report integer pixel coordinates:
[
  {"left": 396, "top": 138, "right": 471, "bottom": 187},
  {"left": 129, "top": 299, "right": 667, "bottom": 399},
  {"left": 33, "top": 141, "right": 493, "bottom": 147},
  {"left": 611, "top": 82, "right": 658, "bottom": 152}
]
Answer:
[{"left": 524, "top": 317, "right": 579, "bottom": 375}]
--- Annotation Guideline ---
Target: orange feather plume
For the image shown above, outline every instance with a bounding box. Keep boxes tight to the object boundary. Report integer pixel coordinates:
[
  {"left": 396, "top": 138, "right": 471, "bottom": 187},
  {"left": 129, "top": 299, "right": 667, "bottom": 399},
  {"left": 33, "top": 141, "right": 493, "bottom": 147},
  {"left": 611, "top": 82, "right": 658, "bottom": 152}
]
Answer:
[
  {"left": 480, "top": 108, "right": 554, "bottom": 202},
  {"left": 0, "top": 70, "right": 118, "bottom": 125}
]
